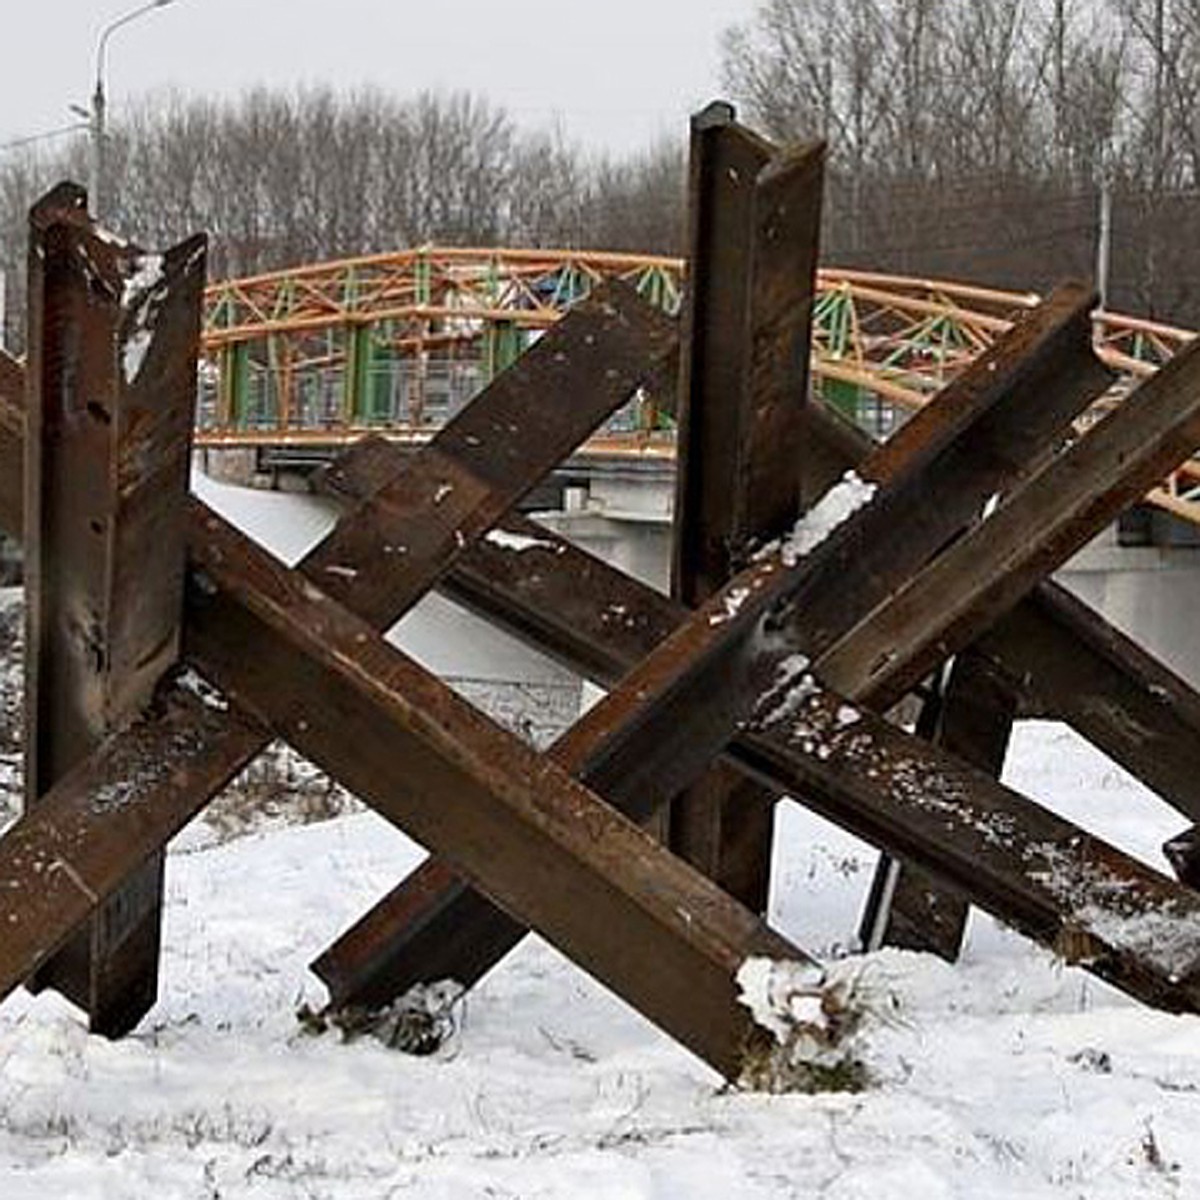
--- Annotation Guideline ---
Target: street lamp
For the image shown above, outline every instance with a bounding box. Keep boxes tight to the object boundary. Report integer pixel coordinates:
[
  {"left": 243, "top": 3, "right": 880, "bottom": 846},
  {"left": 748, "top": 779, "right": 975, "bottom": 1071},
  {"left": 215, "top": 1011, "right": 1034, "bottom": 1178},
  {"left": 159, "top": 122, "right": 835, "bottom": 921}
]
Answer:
[{"left": 76, "top": 0, "right": 179, "bottom": 221}]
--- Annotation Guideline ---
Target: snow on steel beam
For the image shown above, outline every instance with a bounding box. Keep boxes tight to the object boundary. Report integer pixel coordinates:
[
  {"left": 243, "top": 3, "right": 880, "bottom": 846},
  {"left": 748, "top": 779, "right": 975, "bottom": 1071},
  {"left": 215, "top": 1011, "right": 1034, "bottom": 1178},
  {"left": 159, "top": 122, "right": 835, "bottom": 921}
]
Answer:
[
  {"left": 867, "top": 572, "right": 1200, "bottom": 959},
  {"left": 543, "top": 285, "right": 1109, "bottom": 829},
  {"left": 736, "top": 681, "right": 1200, "bottom": 1014},
  {"left": 0, "top": 686, "right": 267, "bottom": 1011},
  {"left": 22, "top": 183, "right": 206, "bottom": 1035}
]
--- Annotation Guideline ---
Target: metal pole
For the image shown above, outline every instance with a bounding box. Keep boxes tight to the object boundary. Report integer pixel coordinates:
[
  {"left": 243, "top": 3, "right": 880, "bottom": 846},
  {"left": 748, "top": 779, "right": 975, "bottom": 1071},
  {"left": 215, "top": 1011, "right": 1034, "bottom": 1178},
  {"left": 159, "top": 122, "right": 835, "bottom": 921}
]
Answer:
[
  {"left": 90, "top": 81, "right": 106, "bottom": 222},
  {"left": 1097, "top": 178, "right": 1113, "bottom": 309},
  {"left": 87, "top": 0, "right": 180, "bottom": 222}
]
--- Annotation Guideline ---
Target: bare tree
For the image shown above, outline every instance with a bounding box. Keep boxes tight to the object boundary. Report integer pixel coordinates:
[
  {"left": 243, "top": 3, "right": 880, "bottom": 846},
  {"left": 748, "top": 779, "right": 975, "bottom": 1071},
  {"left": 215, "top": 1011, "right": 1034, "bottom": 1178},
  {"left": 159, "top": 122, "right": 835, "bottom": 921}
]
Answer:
[
  {"left": 0, "top": 86, "right": 696, "bottom": 348},
  {"left": 722, "top": 0, "right": 1200, "bottom": 323}
]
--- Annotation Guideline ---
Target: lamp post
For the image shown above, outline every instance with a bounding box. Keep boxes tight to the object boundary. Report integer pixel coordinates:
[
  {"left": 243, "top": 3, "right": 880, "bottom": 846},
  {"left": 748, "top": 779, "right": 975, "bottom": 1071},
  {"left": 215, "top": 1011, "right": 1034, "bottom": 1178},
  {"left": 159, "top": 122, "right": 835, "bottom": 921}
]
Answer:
[{"left": 80, "top": 0, "right": 179, "bottom": 221}]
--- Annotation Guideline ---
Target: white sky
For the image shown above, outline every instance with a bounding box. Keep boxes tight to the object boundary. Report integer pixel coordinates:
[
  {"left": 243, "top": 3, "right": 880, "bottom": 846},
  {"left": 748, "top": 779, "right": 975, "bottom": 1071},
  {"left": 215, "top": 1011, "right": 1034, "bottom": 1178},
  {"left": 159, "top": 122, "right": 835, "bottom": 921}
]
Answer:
[{"left": 0, "top": 0, "right": 761, "bottom": 157}]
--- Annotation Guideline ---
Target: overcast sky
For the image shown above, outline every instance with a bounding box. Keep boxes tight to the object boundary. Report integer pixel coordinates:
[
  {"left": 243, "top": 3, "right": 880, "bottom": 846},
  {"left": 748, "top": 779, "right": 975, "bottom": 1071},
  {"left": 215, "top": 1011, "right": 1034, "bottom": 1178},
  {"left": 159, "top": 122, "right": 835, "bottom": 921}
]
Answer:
[{"left": 1, "top": 0, "right": 761, "bottom": 157}]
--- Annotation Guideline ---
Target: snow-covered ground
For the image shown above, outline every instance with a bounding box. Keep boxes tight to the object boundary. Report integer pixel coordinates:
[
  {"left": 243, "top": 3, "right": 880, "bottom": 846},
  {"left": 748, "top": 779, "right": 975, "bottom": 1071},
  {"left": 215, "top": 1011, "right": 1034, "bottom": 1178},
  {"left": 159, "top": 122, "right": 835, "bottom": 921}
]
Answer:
[
  {"left": 3, "top": 475, "right": 1200, "bottom": 1196},
  {"left": 0, "top": 723, "right": 1197, "bottom": 1198}
]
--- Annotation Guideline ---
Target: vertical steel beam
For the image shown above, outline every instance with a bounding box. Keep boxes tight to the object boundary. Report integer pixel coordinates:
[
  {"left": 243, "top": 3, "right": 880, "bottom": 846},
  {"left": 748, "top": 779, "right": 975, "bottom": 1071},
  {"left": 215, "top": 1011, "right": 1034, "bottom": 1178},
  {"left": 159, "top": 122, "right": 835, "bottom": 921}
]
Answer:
[
  {"left": 23, "top": 184, "right": 206, "bottom": 1035},
  {"left": 669, "top": 103, "right": 825, "bottom": 910}
]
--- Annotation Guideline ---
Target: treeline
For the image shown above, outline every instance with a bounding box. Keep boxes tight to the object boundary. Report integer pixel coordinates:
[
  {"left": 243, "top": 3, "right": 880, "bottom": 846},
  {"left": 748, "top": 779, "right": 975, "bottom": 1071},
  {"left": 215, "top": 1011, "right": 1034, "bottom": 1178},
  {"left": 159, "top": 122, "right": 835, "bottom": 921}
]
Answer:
[
  {"left": 0, "top": 88, "right": 686, "bottom": 350},
  {"left": 5, "top": 1, "right": 1200, "bottom": 347},
  {"left": 723, "top": 0, "right": 1200, "bottom": 324}
]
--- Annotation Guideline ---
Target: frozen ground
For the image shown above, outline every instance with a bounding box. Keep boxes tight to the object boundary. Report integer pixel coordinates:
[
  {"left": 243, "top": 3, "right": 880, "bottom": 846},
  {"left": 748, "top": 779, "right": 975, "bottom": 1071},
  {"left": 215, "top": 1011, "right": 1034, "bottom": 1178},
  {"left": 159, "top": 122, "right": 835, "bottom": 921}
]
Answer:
[
  {"left": 3, "top": 477, "right": 1200, "bottom": 1196},
  {"left": 0, "top": 723, "right": 1198, "bottom": 1198}
]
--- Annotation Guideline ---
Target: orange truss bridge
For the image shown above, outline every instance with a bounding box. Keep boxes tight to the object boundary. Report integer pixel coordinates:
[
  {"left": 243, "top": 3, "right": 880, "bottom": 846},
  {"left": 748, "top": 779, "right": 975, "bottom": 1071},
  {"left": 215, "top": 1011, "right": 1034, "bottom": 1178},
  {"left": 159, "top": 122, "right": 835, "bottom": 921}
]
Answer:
[{"left": 200, "top": 248, "right": 1200, "bottom": 524}]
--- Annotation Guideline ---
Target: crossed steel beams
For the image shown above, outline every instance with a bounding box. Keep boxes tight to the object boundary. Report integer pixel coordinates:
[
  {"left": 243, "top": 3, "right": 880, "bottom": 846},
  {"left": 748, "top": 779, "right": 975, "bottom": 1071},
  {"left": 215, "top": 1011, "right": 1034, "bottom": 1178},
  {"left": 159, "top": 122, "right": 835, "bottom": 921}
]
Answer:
[
  {"left": 308, "top": 276, "right": 1200, "bottom": 1010},
  {"left": 7, "top": 115, "right": 1200, "bottom": 1081}
]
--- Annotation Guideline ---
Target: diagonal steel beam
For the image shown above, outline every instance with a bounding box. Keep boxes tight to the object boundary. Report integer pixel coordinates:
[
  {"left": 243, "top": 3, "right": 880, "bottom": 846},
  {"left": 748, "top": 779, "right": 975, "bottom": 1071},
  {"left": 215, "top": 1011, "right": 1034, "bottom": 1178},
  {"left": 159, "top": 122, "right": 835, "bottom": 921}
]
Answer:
[
  {"left": 977, "top": 581, "right": 1200, "bottom": 822},
  {"left": 318, "top": 497, "right": 1200, "bottom": 1015},
  {"left": 183, "top": 504, "right": 813, "bottom": 1080},
  {"left": 301, "top": 286, "right": 676, "bottom": 628},
  {"left": 736, "top": 680, "right": 1200, "bottom": 1011},
  {"left": 0, "top": 686, "right": 267, "bottom": 1007}
]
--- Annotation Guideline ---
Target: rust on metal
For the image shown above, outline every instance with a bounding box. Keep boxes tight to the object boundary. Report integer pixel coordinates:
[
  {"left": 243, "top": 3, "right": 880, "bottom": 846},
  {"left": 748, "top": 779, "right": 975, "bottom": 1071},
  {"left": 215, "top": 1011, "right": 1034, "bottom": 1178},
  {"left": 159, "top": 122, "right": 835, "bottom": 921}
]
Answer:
[
  {"left": 22, "top": 193, "right": 206, "bottom": 1035},
  {"left": 738, "top": 683, "right": 1200, "bottom": 1014},
  {"left": 0, "top": 271, "right": 732, "bottom": 1061},
  {"left": 672, "top": 105, "right": 821, "bottom": 600}
]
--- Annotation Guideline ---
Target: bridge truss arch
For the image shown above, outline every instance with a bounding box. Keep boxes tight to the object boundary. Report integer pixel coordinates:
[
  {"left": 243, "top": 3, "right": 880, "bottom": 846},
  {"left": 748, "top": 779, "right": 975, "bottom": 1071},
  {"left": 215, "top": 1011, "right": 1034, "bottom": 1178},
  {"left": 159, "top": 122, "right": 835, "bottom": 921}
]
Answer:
[{"left": 199, "top": 247, "right": 1200, "bottom": 522}]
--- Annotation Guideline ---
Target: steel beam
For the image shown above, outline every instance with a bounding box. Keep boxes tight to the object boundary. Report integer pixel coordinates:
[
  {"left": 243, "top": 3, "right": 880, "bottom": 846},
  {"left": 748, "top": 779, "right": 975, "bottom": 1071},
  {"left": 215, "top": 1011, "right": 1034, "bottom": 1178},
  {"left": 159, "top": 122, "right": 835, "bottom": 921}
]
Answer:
[
  {"left": 555, "top": 286, "right": 1109, "bottom": 827},
  {"left": 737, "top": 682, "right": 1200, "bottom": 1011},
  {"left": 978, "top": 581, "right": 1200, "bottom": 822},
  {"left": 316, "top": 499, "right": 1200, "bottom": 1015},
  {"left": 672, "top": 104, "right": 820, "bottom": 601},
  {"left": 22, "top": 190, "right": 206, "bottom": 1034},
  {"left": 669, "top": 104, "right": 824, "bottom": 909}
]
